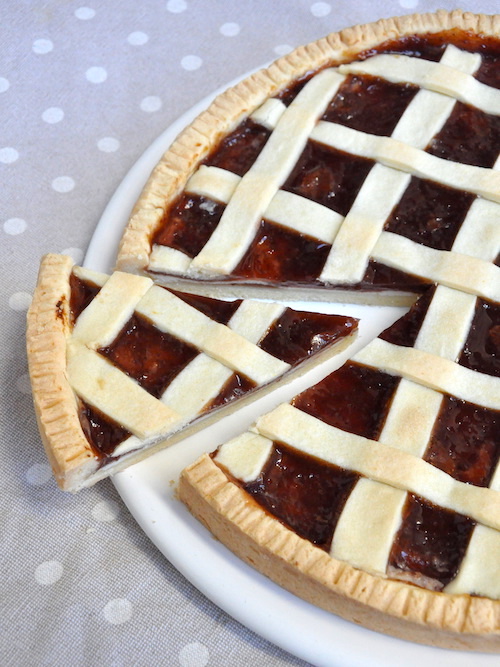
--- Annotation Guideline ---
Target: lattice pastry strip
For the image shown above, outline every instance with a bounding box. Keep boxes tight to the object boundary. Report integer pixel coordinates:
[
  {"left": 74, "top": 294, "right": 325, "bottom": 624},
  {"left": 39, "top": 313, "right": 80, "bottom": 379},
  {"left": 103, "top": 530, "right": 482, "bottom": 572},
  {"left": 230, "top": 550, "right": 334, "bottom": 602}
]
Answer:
[{"left": 446, "top": 463, "right": 500, "bottom": 599}]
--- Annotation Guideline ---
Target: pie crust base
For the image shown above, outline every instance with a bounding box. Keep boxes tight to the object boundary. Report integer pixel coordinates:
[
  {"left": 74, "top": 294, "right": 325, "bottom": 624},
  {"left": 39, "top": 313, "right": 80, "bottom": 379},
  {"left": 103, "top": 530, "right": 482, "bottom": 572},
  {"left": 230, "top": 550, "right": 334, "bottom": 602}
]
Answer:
[{"left": 180, "top": 454, "right": 500, "bottom": 652}]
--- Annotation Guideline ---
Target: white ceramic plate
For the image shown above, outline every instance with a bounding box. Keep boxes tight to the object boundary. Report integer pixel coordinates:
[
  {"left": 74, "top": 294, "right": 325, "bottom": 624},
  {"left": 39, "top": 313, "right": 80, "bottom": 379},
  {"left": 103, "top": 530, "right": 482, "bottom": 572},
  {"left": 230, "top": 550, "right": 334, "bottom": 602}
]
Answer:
[{"left": 84, "top": 83, "right": 498, "bottom": 667}]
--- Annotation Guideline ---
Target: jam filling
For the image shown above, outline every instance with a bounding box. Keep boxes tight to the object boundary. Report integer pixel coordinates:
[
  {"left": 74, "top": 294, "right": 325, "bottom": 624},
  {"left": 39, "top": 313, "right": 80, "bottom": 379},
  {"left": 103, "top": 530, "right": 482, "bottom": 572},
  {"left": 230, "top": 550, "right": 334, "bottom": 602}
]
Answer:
[
  {"left": 424, "top": 395, "right": 500, "bottom": 487},
  {"left": 234, "top": 220, "right": 331, "bottom": 284},
  {"left": 389, "top": 494, "right": 475, "bottom": 590},
  {"left": 98, "top": 314, "right": 199, "bottom": 399},
  {"left": 153, "top": 194, "right": 224, "bottom": 257},
  {"left": 79, "top": 401, "right": 131, "bottom": 457},
  {"left": 322, "top": 74, "right": 418, "bottom": 137},
  {"left": 244, "top": 443, "right": 358, "bottom": 550},
  {"left": 153, "top": 31, "right": 500, "bottom": 291},
  {"left": 168, "top": 288, "right": 241, "bottom": 324},
  {"left": 204, "top": 373, "right": 256, "bottom": 412},
  {"left": 292, "top": 362, "right": 399, "bottom": 440},
  {"left": 259, "top": 309, "right": 357, "bottom": 365},
  {"left": 204, "top": 118, "right": 271, "bottom": 176},
  {"left": 459, "top": 298, "right": 500, "bottom": 377},
  {"left": 69, "top": 273, "right": 101, "bottom": 324},
  {"left": 383, "top": 178, "right": 474, "bottom": 251},
  {"left": 427, "top": 101, "right": 500, "bottom": 168},
  {"left": 379, "top": 287, "right": 435, "bottom": 347},
  {"left": 282, "top": 143, "right": 374, "bottom": 216}
]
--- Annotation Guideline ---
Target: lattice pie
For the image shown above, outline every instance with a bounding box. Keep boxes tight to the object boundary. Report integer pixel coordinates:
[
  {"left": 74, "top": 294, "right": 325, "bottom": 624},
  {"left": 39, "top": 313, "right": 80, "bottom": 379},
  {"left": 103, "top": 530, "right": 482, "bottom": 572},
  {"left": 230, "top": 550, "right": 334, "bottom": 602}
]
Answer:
[{"left": 28, "top": 8, "right": 500, "bottom": 652}]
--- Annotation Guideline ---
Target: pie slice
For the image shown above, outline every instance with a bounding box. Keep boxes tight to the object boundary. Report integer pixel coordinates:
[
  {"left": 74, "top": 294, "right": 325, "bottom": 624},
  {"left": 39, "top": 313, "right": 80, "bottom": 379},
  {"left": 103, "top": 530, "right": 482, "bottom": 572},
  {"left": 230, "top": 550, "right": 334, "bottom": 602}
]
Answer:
[
  {"left": 117, "top": 10, "right": 500, "bottom": 306},
  {"left": 180, "top": 286, "right": 500, "bottom": 651},
  {"left": 26, "top": 253, "right": 357, "bottom": 492}
]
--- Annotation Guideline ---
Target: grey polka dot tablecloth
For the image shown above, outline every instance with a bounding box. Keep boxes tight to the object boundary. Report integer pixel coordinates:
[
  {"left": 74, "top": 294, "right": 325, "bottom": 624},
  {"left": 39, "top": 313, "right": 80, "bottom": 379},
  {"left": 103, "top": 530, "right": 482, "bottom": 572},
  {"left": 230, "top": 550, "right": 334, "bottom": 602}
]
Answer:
[{"left": 2, "top": 1, "right": 497, "bottom": 665}]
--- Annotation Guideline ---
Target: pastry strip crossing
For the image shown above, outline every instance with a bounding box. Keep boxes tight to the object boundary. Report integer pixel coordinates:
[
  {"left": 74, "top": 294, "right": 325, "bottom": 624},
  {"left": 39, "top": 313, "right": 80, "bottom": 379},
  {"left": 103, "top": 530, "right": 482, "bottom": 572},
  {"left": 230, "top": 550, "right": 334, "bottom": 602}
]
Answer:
[
  {"left": 353, "top": 338, "right": 500, "bottom": 410},
  {"left": 371, "top": 233, "right": 500, "bottom": 301},
  {"left": 255, "top": 403, "right": 500, "bottom": 532},
  {"left": 310, "top": 122, "right": 500, "bottom": 203},
  {"left": 319, "top": 46, "right": 481, "bottom": 284},
  {"left": 189, "top": 68, "right": 346, "bottom": 275},
  {"left": 135, "top": 286, "right": 290, "bottom": 384}
]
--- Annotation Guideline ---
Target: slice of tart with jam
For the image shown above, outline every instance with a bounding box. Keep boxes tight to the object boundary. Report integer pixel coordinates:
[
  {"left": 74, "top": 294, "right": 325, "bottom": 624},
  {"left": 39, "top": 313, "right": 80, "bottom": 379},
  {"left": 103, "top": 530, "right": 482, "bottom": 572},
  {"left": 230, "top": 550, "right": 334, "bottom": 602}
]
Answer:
[{"left": 27, "top": 253, "right": 357, "bottom": 492}]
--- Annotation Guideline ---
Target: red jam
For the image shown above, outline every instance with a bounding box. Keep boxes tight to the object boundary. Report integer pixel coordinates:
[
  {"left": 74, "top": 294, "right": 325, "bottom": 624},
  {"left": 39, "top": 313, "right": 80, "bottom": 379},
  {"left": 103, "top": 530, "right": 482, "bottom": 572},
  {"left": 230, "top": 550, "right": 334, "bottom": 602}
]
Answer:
[{"left": 244, "top": 443, "right": 358, "bottom": 550}]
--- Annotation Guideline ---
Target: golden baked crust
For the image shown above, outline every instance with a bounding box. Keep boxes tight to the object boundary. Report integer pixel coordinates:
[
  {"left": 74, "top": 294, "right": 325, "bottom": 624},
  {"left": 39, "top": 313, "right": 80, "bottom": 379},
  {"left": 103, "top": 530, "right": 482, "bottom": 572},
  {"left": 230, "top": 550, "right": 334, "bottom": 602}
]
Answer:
[
  {"left": 116, "top": 9, "right": 500, "bottom": 284},
  {"left": 26, "top": 254, "right": 98, "bottom": 491},
  {"left": 180, "top": 454, "right": 500, "bottom": 652}
]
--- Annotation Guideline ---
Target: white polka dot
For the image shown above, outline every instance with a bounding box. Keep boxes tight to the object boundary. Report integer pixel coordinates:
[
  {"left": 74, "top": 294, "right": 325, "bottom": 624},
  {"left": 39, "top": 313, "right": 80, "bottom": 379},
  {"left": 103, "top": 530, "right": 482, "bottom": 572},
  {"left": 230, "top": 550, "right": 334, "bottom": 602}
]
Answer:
[
  {"left": 310, "top": 2, "right": 331, "bottom": 17},
  {"left": 179, "top": 642, "right": 210, "bottom": 667},
  {"left": 127, "top": 31, "right": 149, "bottom": 46},
  {"left": 0, "top": 147, "right": 19, "bottom": 164},
  {"left": 181, "top": 55, "right": 202, "bottom": 71},
  {"left": 35, "top": 560, "right": 63, "bottom": 585},
  {"left": 103, "top": 598, "right": 133, "bottom": 625},
  {"left": 0, "top": 77, "right": 9, "bottom": 93},
  {"left": 4, "top": 217, "right": 27, "bottom": 235},
  {"left": 92, "top": 500, "right": 120, "bottom": 522},
  {"left": 9, "top": 292, "right": 32, "bottom": 311},
  {"left": 16, "top": 372, "right": 32, "bottom": 395},
  {"left": 33, "top": 39, "right": 53, "bottom": 54},
  {"left": 140, "top": 96, "right": 162, "bottom": 112},
  {"left": 274, "top": 44, "right": 293, "bottom": 56},
  {"left": 42, "top": 107, "right": 64, "bottom": 124},
  {"left": 97, "top": 137, "right": 120, "bottom": 152},
  {"left": 26, "top": 463, "right": 52, "bottom": 486},
  {"left": 86, "top": 66, "right": 107, "bottom": 83},
  {"left": 75, "top": 6, "right": 96, "bottom": 19},
  {"left": 166, "top": 0, "right": 187, "bottom": 13},
  {"left": 399, "top": 0, "right": 419, "bottom": 7},
  {"left": 61, "top": 247, "right": 84, "bottom": 264},
  {"left": 219, "top": 22, "right": 240, "bottom": 37},
  {"left": 52, "top": 176, "right": 75, "bottom": 193}
]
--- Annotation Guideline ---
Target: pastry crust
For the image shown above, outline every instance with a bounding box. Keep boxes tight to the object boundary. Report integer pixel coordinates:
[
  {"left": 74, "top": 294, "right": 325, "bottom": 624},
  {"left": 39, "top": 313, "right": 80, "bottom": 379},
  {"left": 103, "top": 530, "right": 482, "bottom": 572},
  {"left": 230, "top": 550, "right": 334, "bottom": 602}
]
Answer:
[
  {"left": 179, "top": 454, "right": 500, "bottom": 652},
  {"left": 26, "top": 254, "right": 99, "bottom": 490},
  {"left": 27, "top": 254, "right": 357, "bottom": 491},
  {"left": 116, "top": 9, "right": 500, "bottom": 296}
]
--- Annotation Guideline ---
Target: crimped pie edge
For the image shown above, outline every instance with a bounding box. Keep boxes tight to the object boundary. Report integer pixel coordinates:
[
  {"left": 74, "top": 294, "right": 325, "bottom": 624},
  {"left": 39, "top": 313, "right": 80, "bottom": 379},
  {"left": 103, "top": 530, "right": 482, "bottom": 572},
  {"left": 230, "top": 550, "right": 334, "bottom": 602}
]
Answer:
[{"left": 180, "top": 453, "right": 500, "bottom": 652}]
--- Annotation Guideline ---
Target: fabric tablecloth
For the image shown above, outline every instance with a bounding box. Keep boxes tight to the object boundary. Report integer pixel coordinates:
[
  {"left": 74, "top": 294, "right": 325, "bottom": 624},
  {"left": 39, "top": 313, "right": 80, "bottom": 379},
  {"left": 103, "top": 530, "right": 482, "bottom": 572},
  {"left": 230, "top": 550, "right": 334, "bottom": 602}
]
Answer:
[{"left": 2, "top": 1, "right": 496, "bottom": 665}]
